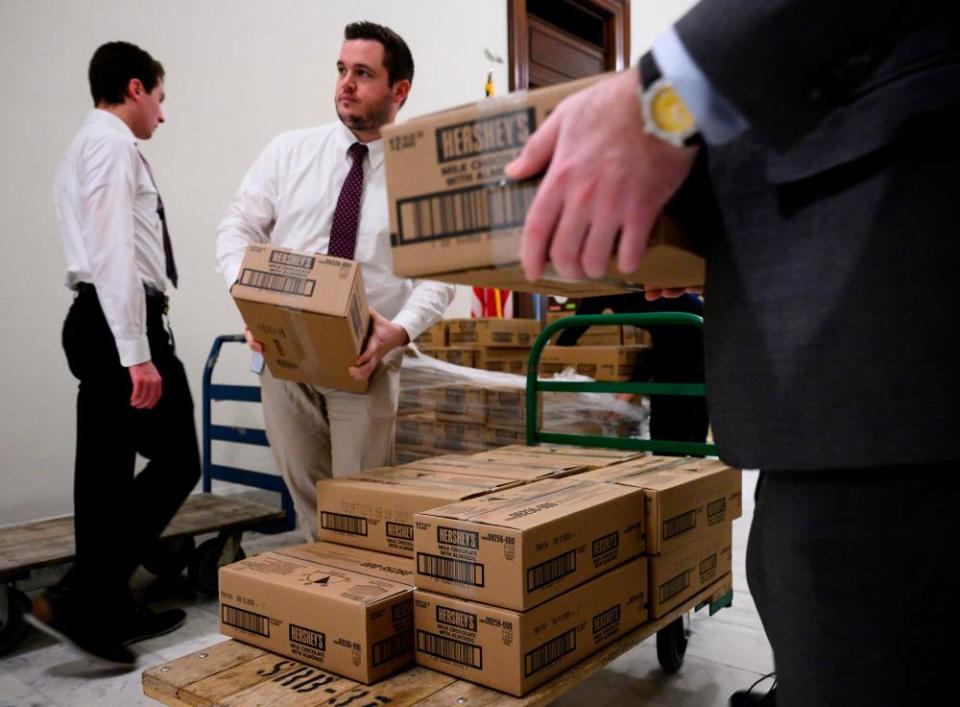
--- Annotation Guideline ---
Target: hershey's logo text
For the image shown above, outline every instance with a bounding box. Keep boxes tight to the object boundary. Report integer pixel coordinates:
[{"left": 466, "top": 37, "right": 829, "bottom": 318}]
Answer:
[{"left": 436, "top": 109, "right": 534, "bottom": 163}]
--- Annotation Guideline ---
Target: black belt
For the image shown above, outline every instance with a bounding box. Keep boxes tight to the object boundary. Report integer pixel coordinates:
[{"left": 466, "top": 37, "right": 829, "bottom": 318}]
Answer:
[
  {"left": 73, "top": 282, "right": 167, "bottom": 302},
  {"left": 73, "top": 282, "right": 169, "bottom": 310}
]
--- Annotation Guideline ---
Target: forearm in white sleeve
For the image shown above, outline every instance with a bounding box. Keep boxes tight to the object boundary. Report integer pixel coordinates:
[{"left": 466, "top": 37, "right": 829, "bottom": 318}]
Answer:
[
  {"left": 83, "top": 140, "right": 149, "bottom": 367},
  {"left": 391, "top": 280, "right": 456, "bottom": 342}
]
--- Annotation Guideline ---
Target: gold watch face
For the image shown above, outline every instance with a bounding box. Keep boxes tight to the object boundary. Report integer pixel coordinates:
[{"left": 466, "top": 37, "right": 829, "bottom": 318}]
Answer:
[{"left": 651, "top": 85, "right": 695, "bottom": 135}]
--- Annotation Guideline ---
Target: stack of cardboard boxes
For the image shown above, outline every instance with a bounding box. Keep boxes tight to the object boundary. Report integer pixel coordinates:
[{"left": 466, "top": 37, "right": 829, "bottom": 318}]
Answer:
[
  {"left": 414, "top": 318, "right": 539, "bottom": 375},
  {"left": 216, "top": 445, "right": 741, "bottom": 695},
  {"left": 581, "top": 456, "right": 742, "bottom": 618}
]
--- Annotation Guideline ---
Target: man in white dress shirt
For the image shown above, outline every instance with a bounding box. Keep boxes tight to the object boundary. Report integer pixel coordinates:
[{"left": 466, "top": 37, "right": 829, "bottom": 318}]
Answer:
[
  {"left": 31, "top": 42, "right": 200, "bottom": 666},
  {"left": 216, "top": 22, "right": 454, "bottom": 540}
]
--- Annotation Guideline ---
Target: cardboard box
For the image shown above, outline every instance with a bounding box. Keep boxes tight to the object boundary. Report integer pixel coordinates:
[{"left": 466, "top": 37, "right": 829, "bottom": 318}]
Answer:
[
  {"left": 395, "top": 447, "right": 437, "bottom": 465},
  {"left": 648, "top": 522, "right": 732, "bottom": 618},
  {"left": 433, "top": 346, "right": 478, "bottom": 368},
  {"left": 398, "top": 386, "right": 439, "bottom": 414},
  {"left": 581, "top": 456, "right": 742, "bottom": 554},
  {"left": 382, "top": 77, "right": 705, "bottom": 296},
  {"left": 539, "top": 345, "right": 650, "bottom": 382},
  {"left": 230, "top": 244, "right": 370, "bottom": 393},
  {"left": 317, "top": 467, "right": 523, "bottom": 557},
  {"left": 414, "top": 478, "right": 644, "bottom": 610},
  {"left": 471, "top": 444, "right": 643, "bottom": 470},
  {"left": 623, "top": 326, "right": 652, "bottom": 347},
  {"left": 475, "top": 347, "right": 531, "bottom": 374},
  {"left": 483, "top": 387, "right": 541, "bottom": 428},
  {"left": 414, "top": 556, "right": 648, "bottom": 696},
  {"left": 447, "top": 319, "right": 541, "bottom": 348},
  {"left": 415, "top": 320, "right": 448, "bottom": 346},
  {"left": 395, "top": 414, "right": 435, "bottom": 447},
  {"left": 484, "top": 425, "right": 526, "bottom": 447},
  {"left": 218, "top": 550, "right": 414, "bottom": 683},
  {"left": 434, "top": 385, "right": 487, "bottom": 422},
  {"left": 402, "top": 454, "right": 585, "bottom": 482},
  {"left": 434, "top": 420, "right": 488, "bottom": 452}
]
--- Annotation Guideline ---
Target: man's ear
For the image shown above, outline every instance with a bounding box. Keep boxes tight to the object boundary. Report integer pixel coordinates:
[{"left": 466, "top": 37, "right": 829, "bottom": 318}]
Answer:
[
  {"left": 125, "top": 78, "right": 144, "bottom": 102},
  {"left": 393, "top": 79, "right": 411, "bottom": 108}
]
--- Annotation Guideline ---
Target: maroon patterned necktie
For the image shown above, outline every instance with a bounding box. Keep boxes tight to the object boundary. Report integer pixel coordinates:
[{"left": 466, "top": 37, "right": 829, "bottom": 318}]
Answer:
[
  {"left": 137, "top": 151, "right": 178, "bottom": 288},
  {"left": 327, "top": 142, "right": 368, "bottom": 260}
]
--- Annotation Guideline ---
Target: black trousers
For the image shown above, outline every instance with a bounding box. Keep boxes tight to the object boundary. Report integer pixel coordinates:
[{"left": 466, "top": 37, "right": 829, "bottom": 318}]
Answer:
[
  {"left": 61, "top": 287, "right": 200, "bottom": 610},
  {"left": 747, "top": 466, "right": 960, "bottom": 706}
]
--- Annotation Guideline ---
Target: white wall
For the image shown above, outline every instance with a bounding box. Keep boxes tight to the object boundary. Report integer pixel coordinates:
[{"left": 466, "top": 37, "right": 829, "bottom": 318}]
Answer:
[
  {"left": 0, "top": 0, "right": 505, "bottom": 525},
  {"left": 631, "top": 0, "right": 699, "bottom": 57},
  {"left": 0, "top": 0, "right": 698, "bottom": 526}
]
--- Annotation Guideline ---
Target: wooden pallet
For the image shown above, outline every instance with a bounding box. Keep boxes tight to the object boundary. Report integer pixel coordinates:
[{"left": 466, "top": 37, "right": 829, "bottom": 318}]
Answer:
[
  {"left": 0, "top": 494, "right": 285, "bottom": 581},
  {"left": 142, "top": 577, "right": 733, "bottom": 707}
]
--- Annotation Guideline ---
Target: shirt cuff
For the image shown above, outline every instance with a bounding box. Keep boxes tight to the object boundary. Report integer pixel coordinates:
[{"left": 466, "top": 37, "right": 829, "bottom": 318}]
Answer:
[
  {"left": 391, "top": 310, "right": 422, "bottom": 344},
  {"left": 652, "top": 27, "right": 750, "bottom": 145},
  {"left": 116, "top": 336, "right": 152, "bottom": 368}
]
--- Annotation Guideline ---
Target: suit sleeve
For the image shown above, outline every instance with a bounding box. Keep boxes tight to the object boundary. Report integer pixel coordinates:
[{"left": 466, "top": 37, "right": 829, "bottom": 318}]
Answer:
[{"left": 674, "top": 0, "right": 940, "bottom": 148}]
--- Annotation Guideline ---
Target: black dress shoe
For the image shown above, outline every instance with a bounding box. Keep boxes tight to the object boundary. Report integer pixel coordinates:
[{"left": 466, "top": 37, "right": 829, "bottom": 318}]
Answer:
[
  {"left": 26, "top": 591, "right": 136, "bottom": 667},
  {"left": 121, "top": 605, "right": 187, "bottom": 645},
  {"left": 730, "top": 685, "right": 777, "bottom": 706}
]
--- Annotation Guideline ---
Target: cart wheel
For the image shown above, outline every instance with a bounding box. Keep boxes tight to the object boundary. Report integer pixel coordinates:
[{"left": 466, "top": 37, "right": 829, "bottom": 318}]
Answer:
[
  {"left": 189, "top": 535, "right": 246, "bottom": 596},
  {"left": 656, "top": 617, "right": 688, "bottom": 674},
  {"left": 0, "top": 585, "right": 32, "bottom": 656},
  {"left": 143, "top": 536, "right": 196, "bottom": 579}
]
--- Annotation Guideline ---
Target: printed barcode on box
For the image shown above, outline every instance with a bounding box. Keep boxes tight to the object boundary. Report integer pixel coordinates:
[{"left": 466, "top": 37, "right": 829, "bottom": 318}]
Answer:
[
  {"left": 320, "top": 511, "right": 368, "bottom": 536},
  {"left": 660, "top": 569, "right": 692, "bottom": 603},
  {"left": 417, "top": 553, "right": 484, "bottom": 586},
  {"left": 239, "top": 268, "right": 315, "bottom": 296},
  {"left": 700, "top": 553, "right": 718, "bottom": 582},
  {"left": 524, "top": 629, "right": 576, "bottom": 677},
  {"left": 222, "top": 605, "right": 270, "bottom": 637},
  {"left": 707, "top": 498, "right": 727, "bottom": 523},
  {"left": 663, "top": 510, "right": 697, "bottom": 540},
  {"left": 396, "top": 179, "right": 539, "bottom": 244},
  {"left": 527, "top": 550, "right": 576, "bottom": 592},
  {"left": 350, "top": 294, "right": 363, "bottom": 338},
  {"left": 372, "top": 630, "right": 413, "bottom": 666},
  {"left": 417, "top": 630, "right": 482, "bottom": 669}
]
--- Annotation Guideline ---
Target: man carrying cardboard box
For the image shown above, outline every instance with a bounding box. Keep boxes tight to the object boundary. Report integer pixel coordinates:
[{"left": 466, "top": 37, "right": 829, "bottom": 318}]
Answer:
[
  {"left": 215, "top": 22, "right": 454, "bottom": 539},
  {"left": 506, "top": 4, "right": 960, "bottom": 705}
]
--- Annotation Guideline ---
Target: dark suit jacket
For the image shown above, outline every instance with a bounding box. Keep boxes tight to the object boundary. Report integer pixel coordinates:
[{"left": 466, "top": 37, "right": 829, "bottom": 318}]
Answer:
[{"left": 673, "top": 2, "right": 960, "bottom": 469}]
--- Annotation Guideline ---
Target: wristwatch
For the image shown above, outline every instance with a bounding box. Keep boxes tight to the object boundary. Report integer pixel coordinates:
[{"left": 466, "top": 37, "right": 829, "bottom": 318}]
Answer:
[{"left": 638, "top": 50, "right": 702, "bottom": 148}]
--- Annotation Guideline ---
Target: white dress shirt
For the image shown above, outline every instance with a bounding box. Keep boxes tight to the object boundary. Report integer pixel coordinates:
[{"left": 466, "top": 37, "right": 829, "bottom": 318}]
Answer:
[
  {"left": 215, "top": 120, "right": 454, "bottom": 341},
  {"left": 54, "top": 109, "right": 168, "bottom": 367}
]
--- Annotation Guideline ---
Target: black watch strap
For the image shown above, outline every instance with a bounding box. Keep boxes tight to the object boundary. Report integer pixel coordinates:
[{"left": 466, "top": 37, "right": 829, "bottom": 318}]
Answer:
[
  {"left": 639, "top": 50, "right": 661, "bottom": 90},
  {"left": 638, "top": 49, "right": 703, "bottom": 147}
]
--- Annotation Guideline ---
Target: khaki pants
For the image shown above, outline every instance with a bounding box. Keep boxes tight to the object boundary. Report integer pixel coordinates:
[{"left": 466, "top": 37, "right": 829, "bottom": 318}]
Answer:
[{"left": 259, "top": 350, "right": 402, "bottom": 540}]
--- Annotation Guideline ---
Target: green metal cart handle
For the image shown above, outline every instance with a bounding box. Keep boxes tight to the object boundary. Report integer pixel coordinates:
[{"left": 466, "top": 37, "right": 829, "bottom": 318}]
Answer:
[{"left": 525, "top": 312, "right": 715, "bottom": 457}]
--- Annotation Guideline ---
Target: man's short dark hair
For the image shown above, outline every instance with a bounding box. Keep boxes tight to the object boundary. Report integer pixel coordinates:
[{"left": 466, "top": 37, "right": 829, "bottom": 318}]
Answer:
[
  {"left": 88, "top": 41, "right": 165, "bottom": 106},
  {"left": 344, "top": 21, "right": 414, "bottom": 86}
]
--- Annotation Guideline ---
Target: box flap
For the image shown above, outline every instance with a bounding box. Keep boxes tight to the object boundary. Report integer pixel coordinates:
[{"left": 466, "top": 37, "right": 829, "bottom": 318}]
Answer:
[
  {"left": 326, "top": 467, "right": 522, "bottom": 500},
  {"left": 419, "top": 478, "right": 642, "bottom": 530},
  {"left": 276, "top": 542, "right": 416, "bottom": 585},
  {"left": 583, "top": 457, "right": 738, "bottom": 491},
  {"left": 220, "top": 551, "right": 411, "bottom": 604}
]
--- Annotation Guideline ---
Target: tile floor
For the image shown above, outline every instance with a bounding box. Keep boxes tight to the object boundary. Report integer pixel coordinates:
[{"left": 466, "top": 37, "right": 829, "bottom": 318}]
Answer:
[{"left": 0, "top": 471, "right": 772, "bottom": 706}]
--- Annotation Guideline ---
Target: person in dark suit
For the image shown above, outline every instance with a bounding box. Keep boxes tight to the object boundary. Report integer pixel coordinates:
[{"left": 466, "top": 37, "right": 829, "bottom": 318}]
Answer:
[
  {"left": 507, "top": 2, "right": 960, "bottom": 705},
  {"left": 554, "top": 293, "right": 708, "bottom": 447}
]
